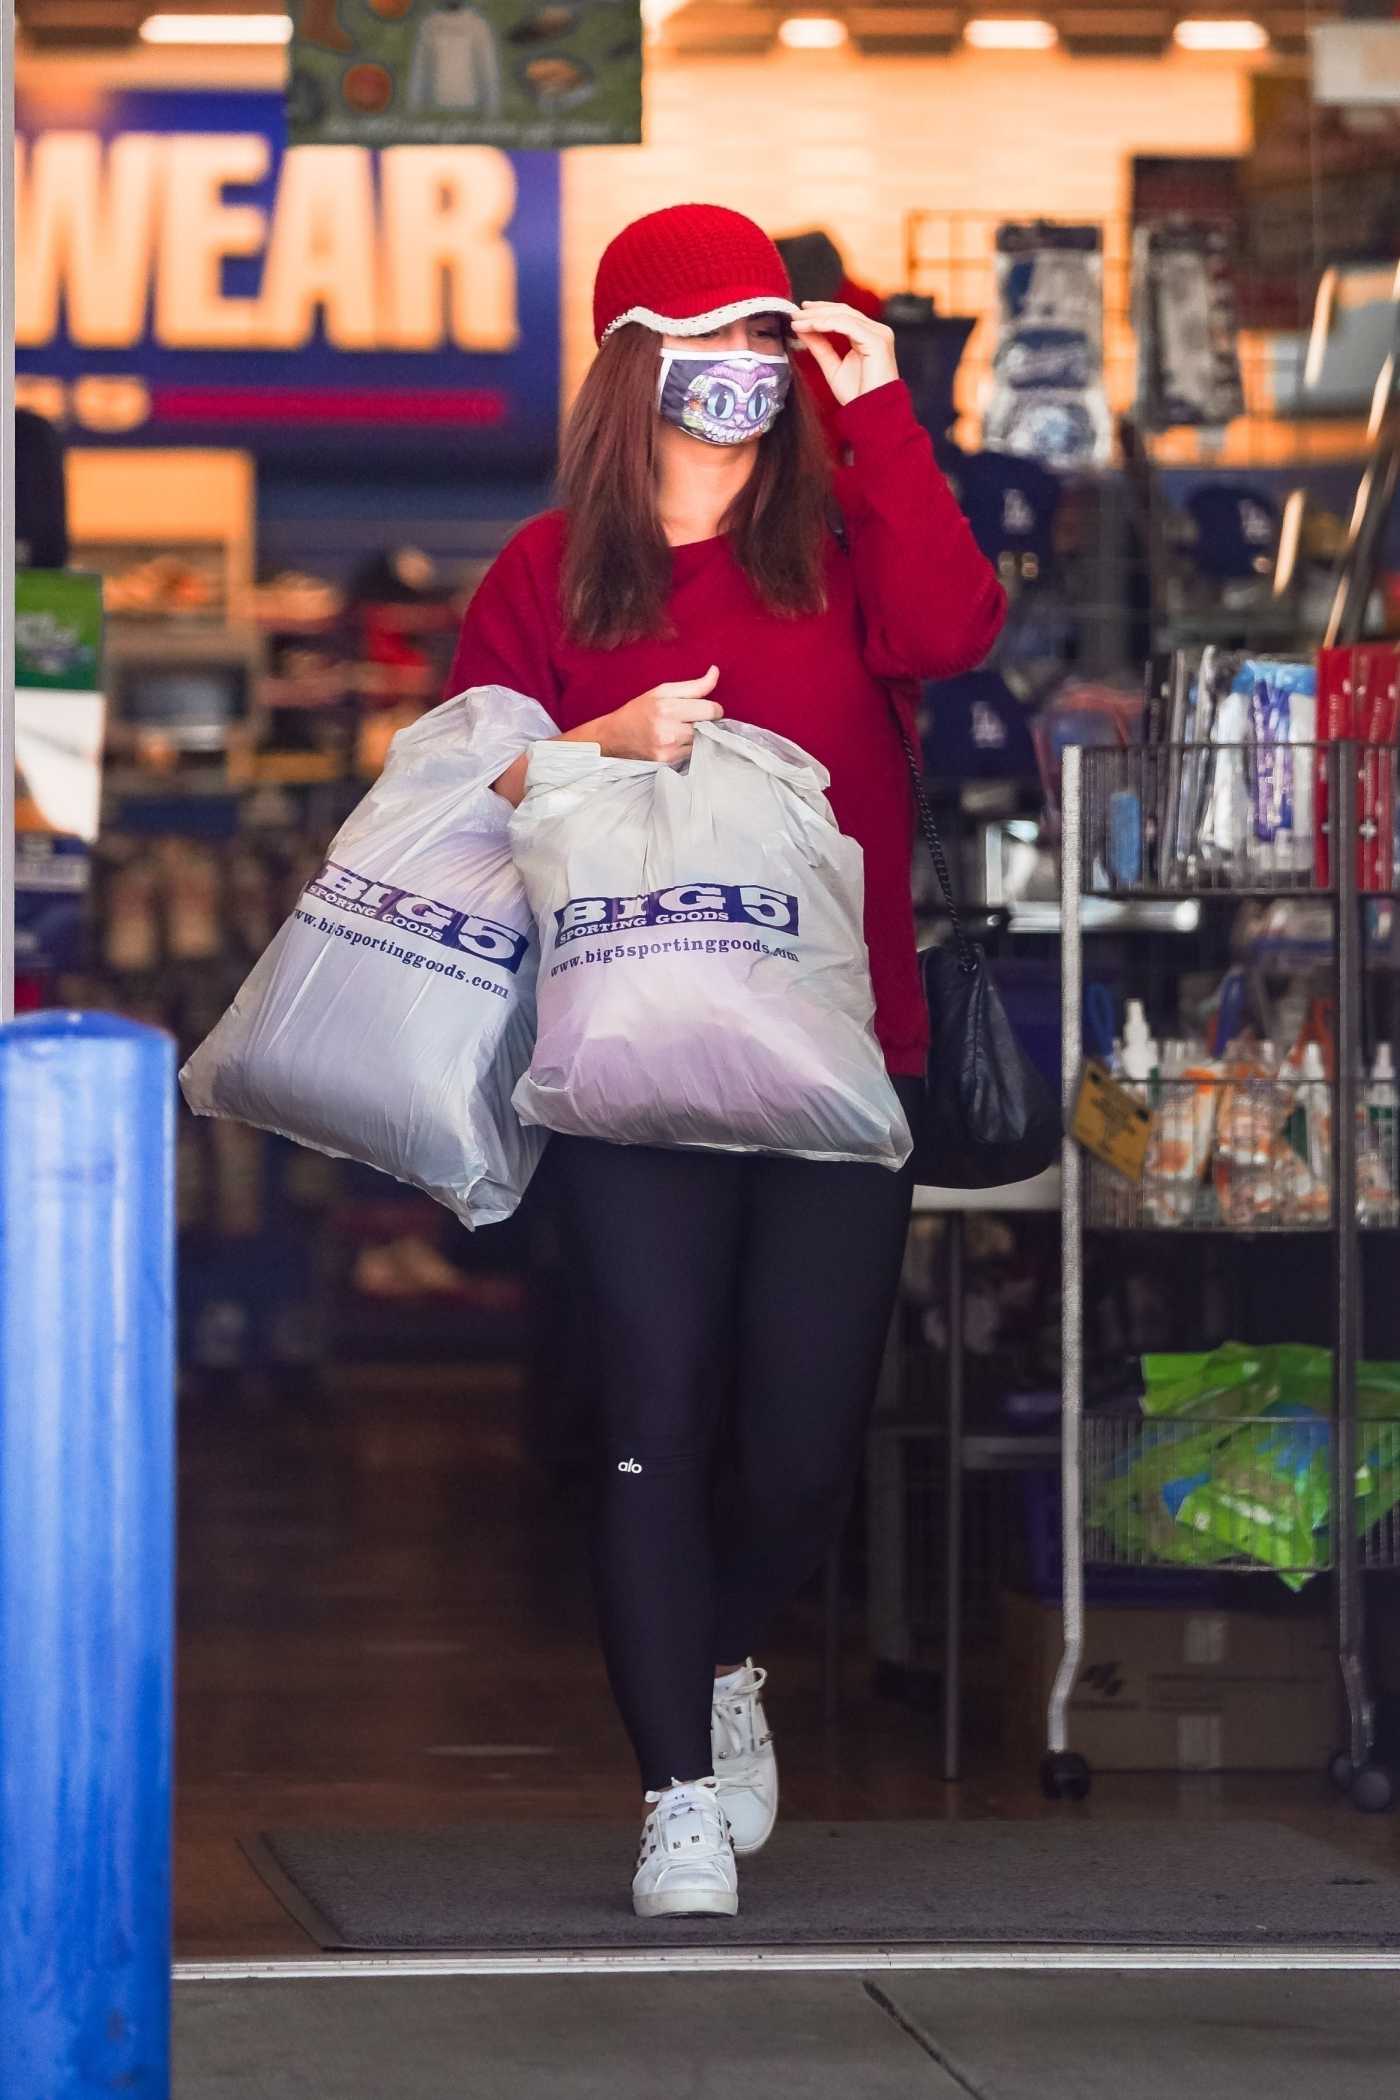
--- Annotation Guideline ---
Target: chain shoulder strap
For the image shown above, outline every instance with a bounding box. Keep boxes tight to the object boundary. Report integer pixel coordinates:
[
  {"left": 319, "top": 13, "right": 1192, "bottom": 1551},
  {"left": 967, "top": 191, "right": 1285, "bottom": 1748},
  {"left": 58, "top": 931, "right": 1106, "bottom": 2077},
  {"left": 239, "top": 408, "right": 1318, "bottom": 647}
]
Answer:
[{"left": 888, "top": 699, "right": 977, "bottom": 973}]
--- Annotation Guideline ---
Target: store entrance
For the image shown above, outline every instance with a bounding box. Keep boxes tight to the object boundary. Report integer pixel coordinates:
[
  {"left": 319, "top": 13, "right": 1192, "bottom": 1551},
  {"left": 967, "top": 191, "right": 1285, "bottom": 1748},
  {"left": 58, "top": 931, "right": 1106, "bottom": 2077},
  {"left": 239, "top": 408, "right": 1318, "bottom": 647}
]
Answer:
[
  {"left": 38, "top": 401, "right": 1400, "bottom": 1974},
  {"left": 14, "top": 11, "right": 1400, "bottom": 1981}
]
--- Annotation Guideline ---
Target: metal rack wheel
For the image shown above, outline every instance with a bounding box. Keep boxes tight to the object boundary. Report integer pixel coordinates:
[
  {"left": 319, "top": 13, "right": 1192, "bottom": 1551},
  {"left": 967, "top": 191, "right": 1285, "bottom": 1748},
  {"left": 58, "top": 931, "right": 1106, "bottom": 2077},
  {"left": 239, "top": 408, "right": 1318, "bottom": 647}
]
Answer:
[
  {"left": 1040, "top": 1751, "right": 1092, "bottom": 1802},
  {"left": 1328, "top": 1750, "right": 1356, "bottom": 1792},
  {"left": 1349, "top": 1764, "right": 1395, "bottom": 1815}
]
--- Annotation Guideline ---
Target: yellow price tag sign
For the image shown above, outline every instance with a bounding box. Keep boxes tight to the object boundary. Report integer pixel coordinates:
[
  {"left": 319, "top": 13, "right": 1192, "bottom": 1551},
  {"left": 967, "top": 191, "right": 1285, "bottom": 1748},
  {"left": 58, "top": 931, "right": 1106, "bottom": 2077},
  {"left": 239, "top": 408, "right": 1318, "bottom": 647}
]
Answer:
[{"left": 1071, "top": 1061, "right": 1152, "bottom": 1184}]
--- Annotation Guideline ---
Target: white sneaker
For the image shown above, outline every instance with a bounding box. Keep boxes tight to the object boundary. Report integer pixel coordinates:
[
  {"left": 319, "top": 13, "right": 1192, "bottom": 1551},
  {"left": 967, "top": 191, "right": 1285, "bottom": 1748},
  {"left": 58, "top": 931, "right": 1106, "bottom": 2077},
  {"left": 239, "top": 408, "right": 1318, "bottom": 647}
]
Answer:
[
  {"left": 632, "top": 1778, "right": 739, "bottom": 1920},
  {"left": 711, "top": 1660, "right": 778, "bottom": 1857}
]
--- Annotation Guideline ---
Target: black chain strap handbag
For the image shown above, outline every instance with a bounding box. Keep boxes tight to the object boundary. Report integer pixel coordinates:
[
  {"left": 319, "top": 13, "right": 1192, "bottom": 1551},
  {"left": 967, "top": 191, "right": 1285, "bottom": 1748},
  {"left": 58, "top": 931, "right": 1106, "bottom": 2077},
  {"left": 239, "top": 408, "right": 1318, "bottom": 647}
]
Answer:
[{"left": 891, "top": 707, "right": 1062, "bottom": 1188}]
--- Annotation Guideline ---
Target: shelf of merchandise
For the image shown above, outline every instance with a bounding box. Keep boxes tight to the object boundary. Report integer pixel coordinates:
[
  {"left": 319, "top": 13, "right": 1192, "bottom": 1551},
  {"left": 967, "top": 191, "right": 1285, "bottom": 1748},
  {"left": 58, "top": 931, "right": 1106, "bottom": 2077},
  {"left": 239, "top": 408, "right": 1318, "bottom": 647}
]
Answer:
[
  {"left": 68, "top": 448, "right": 256, "bottom": 623},
  {"left": 1048, "top": 739, "right": 1400, "bottom": 1814}
]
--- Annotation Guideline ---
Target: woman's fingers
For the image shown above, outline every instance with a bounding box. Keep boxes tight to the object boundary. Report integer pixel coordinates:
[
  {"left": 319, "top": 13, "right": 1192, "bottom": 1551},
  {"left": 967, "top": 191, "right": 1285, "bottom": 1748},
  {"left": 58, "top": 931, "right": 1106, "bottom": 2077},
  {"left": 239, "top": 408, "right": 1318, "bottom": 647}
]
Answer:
[
  {"left": 655, "top": 664, "right": 719, "bottom": 701},
  {"left": 672, "top": 695, "right": 724, "bottom": 726},
  {"left": 795, "top": 300, "right": 894, "bottom": 349},
  {"left": 795, "top": 330, "right": 845, "bottom": 385},
  {"left": 793, "top": 302, "right": 898, "bottom": 401},
  {"left": 791, "top": 321, "right": 859, "bottom": 403},
  {"left": 645, "top": 667, "right": 723, "bottom": 756}
]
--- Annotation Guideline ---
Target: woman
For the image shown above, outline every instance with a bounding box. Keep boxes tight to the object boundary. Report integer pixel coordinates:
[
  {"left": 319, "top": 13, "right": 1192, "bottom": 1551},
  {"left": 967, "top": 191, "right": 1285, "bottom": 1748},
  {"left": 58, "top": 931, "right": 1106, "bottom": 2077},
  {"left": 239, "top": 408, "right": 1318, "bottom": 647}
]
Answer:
[{"left": 448, "top": 204, "right": 1004, "bottom": 1919}]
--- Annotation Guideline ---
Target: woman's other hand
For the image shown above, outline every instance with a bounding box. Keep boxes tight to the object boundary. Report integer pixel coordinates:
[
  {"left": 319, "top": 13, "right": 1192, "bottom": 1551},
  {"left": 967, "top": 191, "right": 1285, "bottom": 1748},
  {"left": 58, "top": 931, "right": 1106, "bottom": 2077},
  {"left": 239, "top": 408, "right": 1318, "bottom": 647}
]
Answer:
[
  {"left": 489, "top": 666, "right": 722, "bottom": 805},
  {"left": 600, "top": 666, "right": 722, "bottom": 762},
  {"left": 789, "top": 302, "right": 898, "bottom": 406}
]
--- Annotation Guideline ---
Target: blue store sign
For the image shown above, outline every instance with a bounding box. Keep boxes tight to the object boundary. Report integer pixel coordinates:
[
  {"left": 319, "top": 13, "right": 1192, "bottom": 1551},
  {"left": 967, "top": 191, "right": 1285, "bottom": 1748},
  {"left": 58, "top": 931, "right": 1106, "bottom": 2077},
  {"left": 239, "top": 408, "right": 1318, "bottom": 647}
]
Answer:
[{"left": 15, "top": 86, "right": 560, "bottom": 468}]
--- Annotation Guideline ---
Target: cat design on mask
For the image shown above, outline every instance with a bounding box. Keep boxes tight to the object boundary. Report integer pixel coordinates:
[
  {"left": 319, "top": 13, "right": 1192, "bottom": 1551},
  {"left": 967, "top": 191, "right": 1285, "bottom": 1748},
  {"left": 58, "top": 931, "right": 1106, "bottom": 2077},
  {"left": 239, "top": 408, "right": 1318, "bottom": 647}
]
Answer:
[{"left": 656, "top": 350, "right": 792, "bottom": 447}]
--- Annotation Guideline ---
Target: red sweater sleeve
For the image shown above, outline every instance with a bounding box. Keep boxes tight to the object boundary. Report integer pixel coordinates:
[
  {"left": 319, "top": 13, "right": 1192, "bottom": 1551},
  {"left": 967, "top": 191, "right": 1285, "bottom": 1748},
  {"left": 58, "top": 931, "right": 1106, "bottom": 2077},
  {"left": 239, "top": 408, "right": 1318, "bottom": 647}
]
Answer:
[
  {"left": 833, "top": 381, "right": 1006, "bottom": 681},
  {"left": 445, "top": 515, "right": 565, "bottom": 708}
]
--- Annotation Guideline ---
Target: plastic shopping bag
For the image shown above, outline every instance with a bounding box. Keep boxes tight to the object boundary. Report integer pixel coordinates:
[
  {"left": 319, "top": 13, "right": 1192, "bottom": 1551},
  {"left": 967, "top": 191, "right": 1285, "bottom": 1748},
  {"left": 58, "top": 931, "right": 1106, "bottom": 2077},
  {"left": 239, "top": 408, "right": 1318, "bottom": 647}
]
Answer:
[
  {"left": 180, "top": 686, "right": 556, "bottom": 1227},
  {"left": 509, "top": 719, "right": 912, "bottom": 1168}
]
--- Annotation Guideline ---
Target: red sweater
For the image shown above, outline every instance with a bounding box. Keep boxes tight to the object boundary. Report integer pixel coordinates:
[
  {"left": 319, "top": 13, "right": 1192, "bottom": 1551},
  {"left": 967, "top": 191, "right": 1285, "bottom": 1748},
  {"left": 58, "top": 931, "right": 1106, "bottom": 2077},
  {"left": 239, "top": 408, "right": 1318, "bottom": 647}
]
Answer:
[{"left": 446, "top": 380, "right": 1005, "bottom": 1075}]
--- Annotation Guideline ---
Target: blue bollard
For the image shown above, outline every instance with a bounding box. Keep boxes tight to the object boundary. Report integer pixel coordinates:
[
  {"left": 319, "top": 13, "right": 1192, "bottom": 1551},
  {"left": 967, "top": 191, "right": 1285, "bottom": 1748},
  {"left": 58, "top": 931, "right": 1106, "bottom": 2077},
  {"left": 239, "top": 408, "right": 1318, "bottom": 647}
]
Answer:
[{"left": 0, "top": 1014, "right": 176, "bottom": 2100}]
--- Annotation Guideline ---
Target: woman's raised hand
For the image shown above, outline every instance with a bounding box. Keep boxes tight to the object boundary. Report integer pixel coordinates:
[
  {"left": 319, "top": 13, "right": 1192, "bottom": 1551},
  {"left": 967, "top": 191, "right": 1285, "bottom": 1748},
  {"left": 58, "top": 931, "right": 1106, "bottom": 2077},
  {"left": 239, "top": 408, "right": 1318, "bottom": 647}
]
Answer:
[
  {"left": 601, "top": 666, "right": 723, "bottom": 763},
  {"left": 789, "top": 301, "right": 899, "bottom": 406}
]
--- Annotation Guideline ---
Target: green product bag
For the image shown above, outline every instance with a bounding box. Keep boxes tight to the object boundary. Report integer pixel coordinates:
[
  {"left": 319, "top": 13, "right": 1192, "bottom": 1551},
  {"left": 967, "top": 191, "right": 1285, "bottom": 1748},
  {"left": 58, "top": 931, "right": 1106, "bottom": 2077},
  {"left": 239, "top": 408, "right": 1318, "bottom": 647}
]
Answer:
[{"left": 1089, "top": 1345, "right": 1400, "bottom": 1588}]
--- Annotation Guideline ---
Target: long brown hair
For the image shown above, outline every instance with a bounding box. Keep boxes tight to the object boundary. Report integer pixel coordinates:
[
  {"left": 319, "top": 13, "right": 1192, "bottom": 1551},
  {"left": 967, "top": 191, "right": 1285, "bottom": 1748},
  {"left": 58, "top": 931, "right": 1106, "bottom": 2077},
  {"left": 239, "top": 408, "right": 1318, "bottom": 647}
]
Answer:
[{"left": 558, "top": 323, "right": 833, "bottom": 649}]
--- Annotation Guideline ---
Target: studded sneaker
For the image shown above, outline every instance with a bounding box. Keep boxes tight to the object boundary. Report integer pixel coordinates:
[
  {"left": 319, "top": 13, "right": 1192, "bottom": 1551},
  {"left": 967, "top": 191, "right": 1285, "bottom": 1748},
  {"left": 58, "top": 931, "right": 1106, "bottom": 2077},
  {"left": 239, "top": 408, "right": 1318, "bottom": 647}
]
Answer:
[
  {"left": 632, "top": 1777, "right": 739, "bottom": 1920},
  {"left": 711, "top": 1659, "right": 778, "bottom": 1857}
]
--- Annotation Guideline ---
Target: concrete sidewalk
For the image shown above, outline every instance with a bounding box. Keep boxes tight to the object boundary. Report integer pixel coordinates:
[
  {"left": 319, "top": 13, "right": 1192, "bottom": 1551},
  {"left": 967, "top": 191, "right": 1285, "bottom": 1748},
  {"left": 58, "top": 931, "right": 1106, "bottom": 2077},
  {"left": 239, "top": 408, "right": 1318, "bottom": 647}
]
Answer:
[{"left": 176, "top": 1968, "right": 1400, "bottom": 2097}]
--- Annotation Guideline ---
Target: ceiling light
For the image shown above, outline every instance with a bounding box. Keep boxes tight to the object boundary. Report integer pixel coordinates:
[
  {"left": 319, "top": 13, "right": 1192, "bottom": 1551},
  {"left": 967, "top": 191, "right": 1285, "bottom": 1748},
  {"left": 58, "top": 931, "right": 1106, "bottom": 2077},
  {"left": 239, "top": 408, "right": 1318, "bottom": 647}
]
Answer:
[
  {"left": 140, "top": 13, "right": 294, "bottom": 44},
  {"left": 778, "top": 15, "right": 849, "bottom": 49},
  {"left": 964, "top": 17, "right": 1059, "bottom": 50},
  {"left": 1173, "top": 18, "right": 1269, "bottom": 53}
]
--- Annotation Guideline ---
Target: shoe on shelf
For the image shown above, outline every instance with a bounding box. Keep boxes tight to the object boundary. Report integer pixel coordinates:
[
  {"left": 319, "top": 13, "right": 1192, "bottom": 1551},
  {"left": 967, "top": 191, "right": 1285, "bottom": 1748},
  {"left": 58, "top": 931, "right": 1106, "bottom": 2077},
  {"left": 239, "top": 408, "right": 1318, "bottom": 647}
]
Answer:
[
  {"left": 632, "top": 1777, "right": 738, "bottom": 1920},
  {"left": 351, "top": 1236, "right": 469, "bottom": 1300},
  {"left": 386, "top": 1235, "right": 471, "bottom": 1297},
  {"left": 158, "top": 838, "right": 222, "bottom": 965},
  {"left": 104, "top": 853, "right": 161, "bottom": 976},
  {"left": 711, "top": 1659, "right": 778, "bottom": 1857}
]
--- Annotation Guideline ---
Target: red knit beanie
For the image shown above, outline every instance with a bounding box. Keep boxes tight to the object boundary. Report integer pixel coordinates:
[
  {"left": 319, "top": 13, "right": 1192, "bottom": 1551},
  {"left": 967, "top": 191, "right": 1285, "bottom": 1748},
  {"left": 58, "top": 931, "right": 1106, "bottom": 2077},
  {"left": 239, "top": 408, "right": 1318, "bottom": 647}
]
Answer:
[{"left": 592, "top": 203, "right": 800, "bottom": 345}]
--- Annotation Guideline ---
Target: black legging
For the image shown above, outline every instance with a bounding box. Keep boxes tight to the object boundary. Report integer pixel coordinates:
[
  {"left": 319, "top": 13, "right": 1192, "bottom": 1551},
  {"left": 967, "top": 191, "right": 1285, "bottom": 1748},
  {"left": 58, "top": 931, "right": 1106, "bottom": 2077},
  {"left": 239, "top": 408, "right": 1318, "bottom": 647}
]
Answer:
[{"left": 550, "top": 1078, "right": 921, "bottom": 1792}]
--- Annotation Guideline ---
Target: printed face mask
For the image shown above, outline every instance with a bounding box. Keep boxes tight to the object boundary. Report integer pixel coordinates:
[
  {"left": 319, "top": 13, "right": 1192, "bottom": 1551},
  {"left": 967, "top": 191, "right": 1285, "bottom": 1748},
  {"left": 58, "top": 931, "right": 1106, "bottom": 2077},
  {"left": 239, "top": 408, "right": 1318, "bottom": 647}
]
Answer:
[{"left": 656, "top": 349, "right": 792, "bottom": 446}]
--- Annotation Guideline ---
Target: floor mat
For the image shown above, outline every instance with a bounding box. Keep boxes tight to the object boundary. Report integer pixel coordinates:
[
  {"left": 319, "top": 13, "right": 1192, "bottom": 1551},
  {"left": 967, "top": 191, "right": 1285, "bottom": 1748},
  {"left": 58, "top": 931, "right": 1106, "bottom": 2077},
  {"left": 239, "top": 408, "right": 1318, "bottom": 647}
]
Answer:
[{"left": 243, "top": 1819, "right": 1400, "bottom": 1952}]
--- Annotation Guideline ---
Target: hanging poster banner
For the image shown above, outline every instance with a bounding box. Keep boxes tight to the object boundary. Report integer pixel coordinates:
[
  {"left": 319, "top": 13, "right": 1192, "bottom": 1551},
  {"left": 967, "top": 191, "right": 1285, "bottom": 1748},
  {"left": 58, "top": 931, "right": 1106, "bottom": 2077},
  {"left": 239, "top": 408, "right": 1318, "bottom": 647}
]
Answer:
[
  {"left": 15, "top": 86, "right": 560, "bottom": 468},
  {"left": 13, "top": 572, "right": 106, "bottom": 975},
  {"left": 982, "top": 223, "right": 1112, "bottom": 471},
  {"left": 289, "top": 0, "right": 643, "bottom": 150},
  {"left": 1131, "top": 220, "right": 1245, "bottom": 434}
]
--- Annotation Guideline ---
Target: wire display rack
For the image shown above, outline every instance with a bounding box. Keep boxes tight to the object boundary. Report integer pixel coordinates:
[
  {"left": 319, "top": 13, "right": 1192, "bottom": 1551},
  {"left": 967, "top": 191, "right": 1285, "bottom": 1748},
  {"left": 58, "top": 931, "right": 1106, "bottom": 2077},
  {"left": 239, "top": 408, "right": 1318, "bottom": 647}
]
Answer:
[
  {"left": 1049, "top": 739, "right": 1400, "bottom": 1812},
  {"left": 1078, "top": 742, "right": 1399, "bottom": 898},
  {"left": 1082, "top": 1072, "right": 1400, "bottom": 1233}
]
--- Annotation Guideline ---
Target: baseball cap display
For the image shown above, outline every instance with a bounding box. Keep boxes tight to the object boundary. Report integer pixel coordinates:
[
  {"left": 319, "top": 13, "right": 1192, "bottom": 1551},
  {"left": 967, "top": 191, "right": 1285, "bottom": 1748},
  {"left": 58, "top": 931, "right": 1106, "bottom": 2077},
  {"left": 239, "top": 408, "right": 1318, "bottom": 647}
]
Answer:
[
  {"left": 924, "top": 670, "right": 1038, "bottom": 783},
  {"left": 940, "top": 443, "right": 1061, "bottom": 572},
  {"left": 1186, "top": 483, "right": 1280, "bottom": 583}
]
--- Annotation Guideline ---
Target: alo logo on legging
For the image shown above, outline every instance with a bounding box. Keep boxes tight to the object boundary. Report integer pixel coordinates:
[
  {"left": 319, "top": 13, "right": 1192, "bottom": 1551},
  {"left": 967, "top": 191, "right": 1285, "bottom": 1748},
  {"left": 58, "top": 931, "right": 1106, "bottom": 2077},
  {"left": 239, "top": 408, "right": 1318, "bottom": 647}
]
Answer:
[{"left": 617, "top": 1457, "right": 644, "bottom": 1474}]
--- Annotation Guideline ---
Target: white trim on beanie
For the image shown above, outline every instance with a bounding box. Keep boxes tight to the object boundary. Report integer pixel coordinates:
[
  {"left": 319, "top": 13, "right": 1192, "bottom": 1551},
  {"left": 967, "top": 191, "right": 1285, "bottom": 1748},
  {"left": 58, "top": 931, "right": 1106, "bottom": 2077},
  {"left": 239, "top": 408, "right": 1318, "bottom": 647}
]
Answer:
[{"left": 600, "top": 294, "right": 801, "bottom": 343}]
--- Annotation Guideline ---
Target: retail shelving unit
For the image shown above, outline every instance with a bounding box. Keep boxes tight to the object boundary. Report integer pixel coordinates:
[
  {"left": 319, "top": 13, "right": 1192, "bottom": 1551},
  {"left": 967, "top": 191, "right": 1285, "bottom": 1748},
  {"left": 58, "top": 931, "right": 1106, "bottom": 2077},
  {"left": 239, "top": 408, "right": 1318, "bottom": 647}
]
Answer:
[{"left": 1048, "top": 739, "right": 1400, "bottom": 1812}]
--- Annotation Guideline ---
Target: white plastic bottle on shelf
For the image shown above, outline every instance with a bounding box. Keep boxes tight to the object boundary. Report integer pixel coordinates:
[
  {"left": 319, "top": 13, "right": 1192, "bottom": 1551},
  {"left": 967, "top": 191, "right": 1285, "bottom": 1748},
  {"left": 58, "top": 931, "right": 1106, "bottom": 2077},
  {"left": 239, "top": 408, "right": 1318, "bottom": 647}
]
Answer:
[
  {"left": 1361, "top": 1043, "right": 1399, "bottom": 1228},
  {"left": 1098, "top": 1001, "right": 1159, "bottom": 1230},
  {"left": 1299, "top": 1041, "right": 1332, "bottom": 1191},
  {"left": 1142, "top": 1037, "right": 1196, "bottom": 1226},
  {"left": 1120, "top": 1000, "right": 1159, "bottom": 1100}
]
